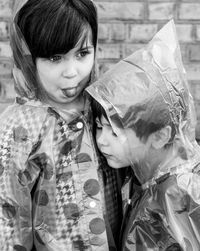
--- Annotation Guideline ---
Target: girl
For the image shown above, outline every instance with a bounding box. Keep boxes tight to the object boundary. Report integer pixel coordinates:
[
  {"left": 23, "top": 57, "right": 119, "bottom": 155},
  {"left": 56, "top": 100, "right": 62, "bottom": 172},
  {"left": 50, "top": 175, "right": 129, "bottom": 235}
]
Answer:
[
  {"left": 0, "top": 0, "right": 122, "bottom": 250},
  {"left": 87, "top": 20, "right": 200, "bottom": 250}
]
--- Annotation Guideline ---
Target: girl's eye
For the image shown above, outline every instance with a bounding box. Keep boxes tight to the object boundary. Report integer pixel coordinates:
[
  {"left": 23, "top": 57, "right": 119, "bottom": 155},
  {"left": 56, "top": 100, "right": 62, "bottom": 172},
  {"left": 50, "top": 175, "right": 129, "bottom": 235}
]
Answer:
[
  {"left": 49, "top": 55, "right": 62, "bottom": 62},
  {"left": 77, "top": 50, "right": 90, "bottom": 59}
]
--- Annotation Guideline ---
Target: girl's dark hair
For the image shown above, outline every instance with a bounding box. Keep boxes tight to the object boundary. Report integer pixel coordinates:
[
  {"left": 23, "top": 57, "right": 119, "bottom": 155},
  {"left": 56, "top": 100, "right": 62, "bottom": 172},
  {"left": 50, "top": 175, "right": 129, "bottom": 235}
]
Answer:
[{"left": 17, "top": 0, "right": 98, "bottom": 62}]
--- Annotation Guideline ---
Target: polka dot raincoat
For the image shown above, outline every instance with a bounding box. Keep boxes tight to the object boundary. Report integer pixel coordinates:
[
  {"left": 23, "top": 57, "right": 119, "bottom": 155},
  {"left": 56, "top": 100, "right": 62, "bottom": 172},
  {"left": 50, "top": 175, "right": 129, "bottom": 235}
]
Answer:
[{"left": 0, "top": 1, "right": 122, "bottom": 250}]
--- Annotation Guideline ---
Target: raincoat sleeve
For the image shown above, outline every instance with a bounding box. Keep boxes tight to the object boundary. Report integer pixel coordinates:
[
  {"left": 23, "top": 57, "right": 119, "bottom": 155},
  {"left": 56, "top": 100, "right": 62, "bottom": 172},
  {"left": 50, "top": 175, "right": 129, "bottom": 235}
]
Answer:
[
  {"left": 120, "top": 172, "right": 200, "bottom": 251},
  {"left": 0, "top": 104, "right": 46, "bottom": 251},
  {"left": 171, "top": 170, "right": 200, "bottom": 249}
]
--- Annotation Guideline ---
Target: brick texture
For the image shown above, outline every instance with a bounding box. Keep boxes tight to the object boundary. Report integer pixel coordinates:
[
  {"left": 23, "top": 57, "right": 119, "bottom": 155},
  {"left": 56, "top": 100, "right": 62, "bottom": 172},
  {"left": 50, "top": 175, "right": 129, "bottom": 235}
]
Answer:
[{"left": 1, "top": 0, "right": 200, "bottom": 139}]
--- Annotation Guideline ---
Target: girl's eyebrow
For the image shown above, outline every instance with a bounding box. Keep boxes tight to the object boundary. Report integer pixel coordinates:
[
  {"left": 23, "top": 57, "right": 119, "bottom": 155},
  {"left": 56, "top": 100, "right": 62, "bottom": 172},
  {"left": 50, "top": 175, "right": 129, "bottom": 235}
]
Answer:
[{"left": 79, "top": 46, "right": 94, "bottom": 50}]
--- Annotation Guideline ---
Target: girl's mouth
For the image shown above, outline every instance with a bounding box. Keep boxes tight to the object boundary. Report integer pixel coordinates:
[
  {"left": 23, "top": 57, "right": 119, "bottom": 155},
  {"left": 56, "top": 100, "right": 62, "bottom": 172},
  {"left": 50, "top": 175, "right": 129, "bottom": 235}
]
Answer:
[{"left": 62, "top": 87, "right": 78, "bottom": 98}]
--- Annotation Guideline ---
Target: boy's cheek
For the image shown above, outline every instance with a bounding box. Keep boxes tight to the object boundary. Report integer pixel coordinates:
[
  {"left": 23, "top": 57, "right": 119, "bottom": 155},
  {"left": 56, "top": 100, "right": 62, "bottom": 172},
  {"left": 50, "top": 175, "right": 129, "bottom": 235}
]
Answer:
[
  {"left": 116, "top": 129, "right": 128, "bottom": 145},
  {"left": 95, "top": 130, "right": 101, "bottom": 140},
  {"left": 95, "top": 131, "right": 102, "bottom": 148}
]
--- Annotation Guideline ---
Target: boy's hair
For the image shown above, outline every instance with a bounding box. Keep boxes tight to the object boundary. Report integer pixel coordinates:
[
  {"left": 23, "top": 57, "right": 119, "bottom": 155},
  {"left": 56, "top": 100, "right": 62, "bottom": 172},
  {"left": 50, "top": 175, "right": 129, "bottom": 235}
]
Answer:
[
  {"left": 92, "top": 98, "right": 124, "bottom": 129},
  {"left": 16, "top": 0, "right": 98, "bottom": 62},
  {"left": 121, "top": 95, "right": 179, "bottom": 145},
  {"left": 92, "top": 93, "right": 185, "bottom": 147},
  {"left": 92, "top": 98, "right": 108, "bottom": 123}
]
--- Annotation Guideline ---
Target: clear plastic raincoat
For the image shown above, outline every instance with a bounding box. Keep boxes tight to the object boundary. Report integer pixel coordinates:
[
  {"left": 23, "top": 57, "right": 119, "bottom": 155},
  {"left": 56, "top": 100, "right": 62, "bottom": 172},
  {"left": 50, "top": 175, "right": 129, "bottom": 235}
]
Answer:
[
  {"left": 86, "top": 20, "right": 200, "bottom": 250},
  {"left": 0, "top": 1, "right": 122, "bottom": 250}
]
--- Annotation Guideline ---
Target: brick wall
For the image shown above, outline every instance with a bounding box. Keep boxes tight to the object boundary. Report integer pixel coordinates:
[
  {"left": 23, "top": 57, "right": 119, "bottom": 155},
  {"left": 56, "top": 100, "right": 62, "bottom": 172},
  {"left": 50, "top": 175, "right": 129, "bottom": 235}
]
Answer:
[
  {"left": 1, "top": 0, "right": 200, "bottom": 138},
  {"left": 0, "top": 0, "right": 13, "bottom": 113},
  {"left": 96, "top": 0, "right": 200, "bottom": 139}
]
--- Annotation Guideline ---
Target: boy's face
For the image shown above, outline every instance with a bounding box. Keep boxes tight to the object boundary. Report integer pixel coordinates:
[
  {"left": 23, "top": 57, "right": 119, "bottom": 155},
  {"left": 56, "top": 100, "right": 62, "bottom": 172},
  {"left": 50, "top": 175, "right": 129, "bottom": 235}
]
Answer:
[
  {"left": 96, "top": 115, "right": 148, "bottom": 168},
  {"left": 36, "top": 32, "right": 94, "bottom": 108}
]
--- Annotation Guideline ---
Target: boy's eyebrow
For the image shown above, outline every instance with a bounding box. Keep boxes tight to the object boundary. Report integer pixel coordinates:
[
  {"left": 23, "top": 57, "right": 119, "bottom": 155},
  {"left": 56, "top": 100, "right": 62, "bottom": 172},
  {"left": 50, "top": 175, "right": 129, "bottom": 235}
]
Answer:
[
  {"left": 102, "top": 120, "right": 111, "bottom": 127},
  {"left": 95, "top": 118, "right": 102, "bottom": 124}
]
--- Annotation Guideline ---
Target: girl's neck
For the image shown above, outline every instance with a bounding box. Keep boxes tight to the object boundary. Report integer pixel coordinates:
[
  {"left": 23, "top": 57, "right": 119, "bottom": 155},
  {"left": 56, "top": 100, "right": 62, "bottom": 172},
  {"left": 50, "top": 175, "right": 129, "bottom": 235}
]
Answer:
[{"left": 45, "top": 95, "right": 86, "bottom": 114}]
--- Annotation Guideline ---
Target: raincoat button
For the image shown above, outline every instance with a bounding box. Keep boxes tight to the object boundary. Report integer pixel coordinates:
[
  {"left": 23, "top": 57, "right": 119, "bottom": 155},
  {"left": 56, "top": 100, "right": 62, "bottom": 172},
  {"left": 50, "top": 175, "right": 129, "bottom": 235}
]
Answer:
[
  {"left": 89, "top": 201, "right": 96, "bottom": 208},
  {"left": 76, "top": 121, "right": 83, "bottom": 129},
  {"left": 89, "top": 218, "right": 105, "bottom": 234}
]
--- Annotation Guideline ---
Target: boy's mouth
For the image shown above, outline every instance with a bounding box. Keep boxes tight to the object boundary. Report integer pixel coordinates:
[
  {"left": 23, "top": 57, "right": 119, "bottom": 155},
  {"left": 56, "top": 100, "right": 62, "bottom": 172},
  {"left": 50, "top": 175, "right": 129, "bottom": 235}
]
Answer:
[{"left": 102, "top": 152, "right": 112, "bottom": 158}]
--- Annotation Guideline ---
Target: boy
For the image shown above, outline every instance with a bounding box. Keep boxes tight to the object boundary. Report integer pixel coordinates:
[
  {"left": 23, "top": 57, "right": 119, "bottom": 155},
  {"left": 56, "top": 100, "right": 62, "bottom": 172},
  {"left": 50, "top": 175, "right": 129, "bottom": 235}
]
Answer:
[{"left": 86, "top": 20, "right": 200, "bottom": 250}]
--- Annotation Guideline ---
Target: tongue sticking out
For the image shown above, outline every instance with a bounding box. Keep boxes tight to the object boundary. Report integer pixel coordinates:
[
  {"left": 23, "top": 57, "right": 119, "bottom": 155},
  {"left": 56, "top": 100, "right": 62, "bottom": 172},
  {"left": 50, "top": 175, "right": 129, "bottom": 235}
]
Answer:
[{"left": 62, "top": 88, "right": 77, "bottom": 98}]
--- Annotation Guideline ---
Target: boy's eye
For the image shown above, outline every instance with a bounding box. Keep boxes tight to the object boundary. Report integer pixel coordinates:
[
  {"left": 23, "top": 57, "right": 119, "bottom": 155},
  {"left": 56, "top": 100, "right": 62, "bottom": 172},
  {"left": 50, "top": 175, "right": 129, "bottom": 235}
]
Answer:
[
  {"left": 112, "top": 131, "right": 117, "bottom": 137},
  {"left": 96, "top": 125, "right": 102, "bottom": 130},
  {"left": 49, "top": 55, "right": 62, "bottom": 62},
  {"left": 95, "top": 122, "right": 102, "bottom": 129},
  {"left": 95, "top": 119, "right": 102, "bottom": 129}
]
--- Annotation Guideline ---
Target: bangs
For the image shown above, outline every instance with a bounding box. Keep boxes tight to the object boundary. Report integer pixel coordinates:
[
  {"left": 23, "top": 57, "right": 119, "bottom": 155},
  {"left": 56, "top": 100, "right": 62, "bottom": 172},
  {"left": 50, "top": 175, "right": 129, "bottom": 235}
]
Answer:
[
  {"left": 32, "top": 8, "right": 91, "bottom": 58},
  {"left": 17, "top": 0, "right": 97, "bottom": 61}
]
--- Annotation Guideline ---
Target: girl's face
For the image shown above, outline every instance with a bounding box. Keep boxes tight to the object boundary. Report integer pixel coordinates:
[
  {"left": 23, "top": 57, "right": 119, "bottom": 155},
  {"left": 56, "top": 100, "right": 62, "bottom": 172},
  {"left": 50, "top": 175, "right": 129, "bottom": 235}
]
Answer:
[
  {"left": 96, "top": 115, "right": 149, "bottom": 169},
  {"left": 36, "top": 34, "right": 94, "bottom": 108}
]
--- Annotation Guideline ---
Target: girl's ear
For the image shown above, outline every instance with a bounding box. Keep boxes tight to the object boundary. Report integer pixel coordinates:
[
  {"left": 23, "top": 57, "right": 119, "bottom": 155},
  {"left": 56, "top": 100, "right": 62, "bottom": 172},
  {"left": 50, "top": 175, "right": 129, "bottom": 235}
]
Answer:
[{"left": 151, "top": 126, "right": 172, "bottom": 149}]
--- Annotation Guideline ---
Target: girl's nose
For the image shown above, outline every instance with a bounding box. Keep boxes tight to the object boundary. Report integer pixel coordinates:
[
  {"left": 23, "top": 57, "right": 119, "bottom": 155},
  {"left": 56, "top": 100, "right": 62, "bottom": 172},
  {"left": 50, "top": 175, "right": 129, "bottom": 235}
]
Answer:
[{"left": 62, "top": 60, "right": 77, "bottom": 78}]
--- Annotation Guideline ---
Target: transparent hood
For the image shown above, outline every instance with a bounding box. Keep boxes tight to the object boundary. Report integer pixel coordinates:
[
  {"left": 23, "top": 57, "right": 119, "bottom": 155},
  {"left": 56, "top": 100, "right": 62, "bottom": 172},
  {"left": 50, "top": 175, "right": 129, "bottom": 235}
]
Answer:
[{"left": 87, "top": 20, "right": 198, "bottom": 184}]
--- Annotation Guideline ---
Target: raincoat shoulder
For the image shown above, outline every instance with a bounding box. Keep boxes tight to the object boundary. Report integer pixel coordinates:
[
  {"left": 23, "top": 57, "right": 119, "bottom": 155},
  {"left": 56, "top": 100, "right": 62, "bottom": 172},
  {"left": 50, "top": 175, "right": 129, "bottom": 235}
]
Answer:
[
  {"left": 0, "top": 101, "right": 49, "bottom": 162},
  {"left": 121, "top": 166, "right": 200, "bottom": 251}
]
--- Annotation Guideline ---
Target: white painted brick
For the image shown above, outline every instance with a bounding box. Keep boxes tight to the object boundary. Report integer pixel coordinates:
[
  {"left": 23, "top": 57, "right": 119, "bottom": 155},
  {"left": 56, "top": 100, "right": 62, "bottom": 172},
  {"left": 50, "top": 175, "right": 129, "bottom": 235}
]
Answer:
[
  {"left": 0, "top": 0, "right": 12, "bottom": 17},
  {"left": 128, "top": 24, "right": 157, "bottom": 42},
  {"left": 98, "top": 43, "right": 122, "bottom": 59},
  {"left": 96, "top": 2, "right": 144, "bottom": 20},
  {"left": 148, "top": 3, "right": 175, "bottom": 20},
  {"left": 179, "top": 3, "right": 200, "bottom": 20},
  {"left": 0, "top": 42, "right": 12, "bottom": 58}
]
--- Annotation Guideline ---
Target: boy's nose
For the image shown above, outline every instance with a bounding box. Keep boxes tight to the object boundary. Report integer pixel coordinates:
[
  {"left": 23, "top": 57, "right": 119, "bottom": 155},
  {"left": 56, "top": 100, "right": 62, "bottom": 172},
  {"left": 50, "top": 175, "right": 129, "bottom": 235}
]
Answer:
[{"left": 97, "top": 131, "right": 107, "bottom": 146}]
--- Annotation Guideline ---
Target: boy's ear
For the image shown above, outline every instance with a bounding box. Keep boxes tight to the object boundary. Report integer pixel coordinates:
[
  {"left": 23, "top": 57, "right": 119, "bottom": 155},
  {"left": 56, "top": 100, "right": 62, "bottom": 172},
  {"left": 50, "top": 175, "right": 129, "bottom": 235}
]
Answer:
[{"left": 151, "top": 126, "right": 172, "bottom": 149}]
